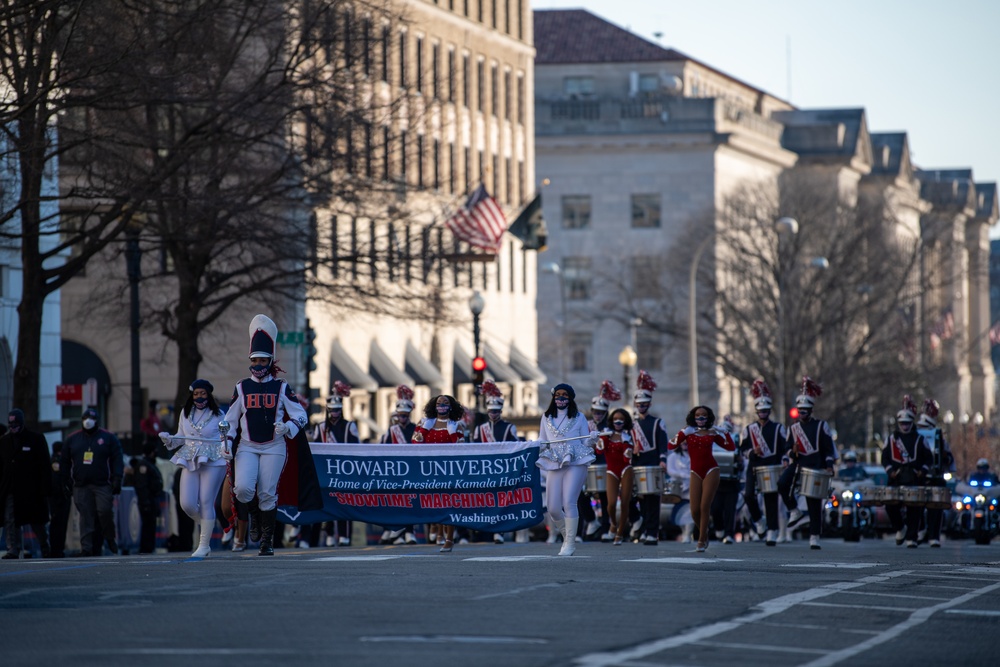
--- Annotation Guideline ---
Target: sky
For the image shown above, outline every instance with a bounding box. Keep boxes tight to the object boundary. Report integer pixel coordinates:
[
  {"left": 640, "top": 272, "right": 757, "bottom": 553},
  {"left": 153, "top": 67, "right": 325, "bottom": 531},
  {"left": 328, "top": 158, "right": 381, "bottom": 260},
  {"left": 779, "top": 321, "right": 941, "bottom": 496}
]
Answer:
[{"left": 532, "top": 0, "right": 1000, "bottom": 229}]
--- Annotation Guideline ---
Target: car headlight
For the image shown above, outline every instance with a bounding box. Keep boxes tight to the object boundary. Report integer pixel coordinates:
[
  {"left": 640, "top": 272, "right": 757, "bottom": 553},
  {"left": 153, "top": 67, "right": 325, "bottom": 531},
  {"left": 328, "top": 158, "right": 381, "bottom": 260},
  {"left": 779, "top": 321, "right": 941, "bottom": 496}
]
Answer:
[
  {"left": 944, "top": 472, "right": 953, "bottom": 481},
  {"left": 975, "top": 494, "right": 987, "bottom": 504},
  {"left": 955, "top": 501, "right": 965, "bottom": 511}
]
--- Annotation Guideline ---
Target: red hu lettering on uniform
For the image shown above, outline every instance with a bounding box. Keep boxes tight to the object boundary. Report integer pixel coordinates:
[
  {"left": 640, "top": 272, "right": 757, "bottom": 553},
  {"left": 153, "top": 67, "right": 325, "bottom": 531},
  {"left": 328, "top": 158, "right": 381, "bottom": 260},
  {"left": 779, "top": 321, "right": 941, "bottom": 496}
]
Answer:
[{"left": 245, "top": 393, "right": 277, "bottom": 409}]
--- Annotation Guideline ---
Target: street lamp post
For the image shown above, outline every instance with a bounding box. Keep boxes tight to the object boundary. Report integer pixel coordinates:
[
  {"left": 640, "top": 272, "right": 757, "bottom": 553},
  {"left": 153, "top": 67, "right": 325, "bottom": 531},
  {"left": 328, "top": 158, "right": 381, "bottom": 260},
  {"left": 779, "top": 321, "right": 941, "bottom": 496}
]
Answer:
[
  {"left": 688, "top": 236, "right": 713, "bottom": 406},
  {"left": 619, "top": 345, "right": 637, "bottom": 401},
  {"left": 125, "top": 223, "right": 143, "bottom": 454},
  {"left": 542, "top": 262, "right": 567, "bottom": 378},
  {"left": 469, "top": 291, "right": 485, "bottom": 413}
]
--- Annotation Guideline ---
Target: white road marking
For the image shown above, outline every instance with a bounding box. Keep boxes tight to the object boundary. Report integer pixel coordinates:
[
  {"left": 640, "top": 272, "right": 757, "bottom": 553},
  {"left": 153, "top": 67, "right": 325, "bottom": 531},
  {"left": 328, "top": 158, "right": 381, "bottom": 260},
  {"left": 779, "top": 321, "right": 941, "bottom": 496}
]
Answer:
[
  {"left": 473, "top": 582, "right": 563, "bottom": 600},
  {"left": 622, "top": 557, "right": 742, "bottom": 564},
  {"left": 309, "top": 555, "right": 436, "bottom": 562},
  {"left": 103, "top": 649, "right": 286, "bottom": 655},
  {"left": 782, "top": 562, "right": 886, "bottom": 569},
  {"left": 797, "top": 580, "right": 1000, "bottom": 667},
  {"left": 572, "top": 571, "right": 911, "bottom": 667},
  {"left": 692, "top": 640, "right": 831, "bottom": 655},
  {"left": 944, "top": 609, "right": 1000, "bottom": 617},
  {"left": 799, "top": 602, "right": 918, "bottom": 613},
  {"left": 835, "top": 590, "right": 951, "bottom": 601},
  {"left": 463, "top": 555, "right": 567, "bottom": 561},
  {"left": 359, "top": 635, "right": 547, "bottom": 644}
]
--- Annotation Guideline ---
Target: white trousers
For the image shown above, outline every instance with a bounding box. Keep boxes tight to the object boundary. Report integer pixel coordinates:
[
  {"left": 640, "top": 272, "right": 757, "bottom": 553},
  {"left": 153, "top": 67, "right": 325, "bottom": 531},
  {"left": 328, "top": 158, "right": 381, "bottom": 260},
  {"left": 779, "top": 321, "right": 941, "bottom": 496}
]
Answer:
[
  {"left": 545, "top": 464, "right": 587, "bottom": 522},
  {"left": 234, "top": 448, "right": 287, "bottom": 511},
  {"left": 178, "top": 465, "right": 227, "bottom": 522}
]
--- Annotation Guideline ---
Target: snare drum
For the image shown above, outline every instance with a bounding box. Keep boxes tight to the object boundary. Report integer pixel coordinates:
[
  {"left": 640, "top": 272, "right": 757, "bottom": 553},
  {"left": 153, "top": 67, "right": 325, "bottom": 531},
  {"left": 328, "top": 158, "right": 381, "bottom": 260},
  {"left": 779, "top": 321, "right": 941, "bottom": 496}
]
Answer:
[
  {"left": 663, "top": 479, "right": 683, "bottom": 503},
  {"left": 754, "top": 464, "right": 783, "bottom": 494},
  {"left": 925, "top": 486, "right": 951, "bottom": 510},
  {"left": 585, "top": 464, "right": 607, "bottom": 494},
  {"left": 633, "top": 466, "right": 666, "bottom": 496},
  {"left": 901, "top": 486, "right": 927, "bottom": 507},
  {"left": 880, "top": 486, "right": 902, "bottom": 506},
  {"left": 857, "top": 487, "right": 879, "bottom": 507},
  {"left": 715, "top": 450, "right": 739, "bottom": 480},
  {"left": 798, "top": 467, "right": 832, "bottom": 499}
]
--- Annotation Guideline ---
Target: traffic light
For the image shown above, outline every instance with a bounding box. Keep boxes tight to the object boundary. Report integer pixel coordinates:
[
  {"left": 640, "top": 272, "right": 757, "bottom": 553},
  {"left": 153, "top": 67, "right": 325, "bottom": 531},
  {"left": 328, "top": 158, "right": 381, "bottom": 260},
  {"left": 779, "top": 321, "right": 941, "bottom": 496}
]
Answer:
[
  {"left": 789, "top": 407, "right": 800, "bottom": 420},
  {"left": 472, "top": 356, "right": 487, "bottom": 385},
  {"left": 304, "top": 319, "right": 318, "bottom": 375}
]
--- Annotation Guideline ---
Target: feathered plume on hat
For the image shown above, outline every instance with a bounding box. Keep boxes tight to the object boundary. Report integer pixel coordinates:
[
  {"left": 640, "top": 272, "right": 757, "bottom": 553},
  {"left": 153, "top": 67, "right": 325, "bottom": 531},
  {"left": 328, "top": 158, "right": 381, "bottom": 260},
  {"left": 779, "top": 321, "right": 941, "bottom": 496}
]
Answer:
[
  {"left": 634, "top": 370, "right": 657, "bottom": 403},
  {"left": 795, "top": 375, "right": 822, "bottom": 408},
  {"left": 327, "top": 380, "right": 352, "bottom": 409},
  {"left": 482, "top": 379, "right": 505, "bottom": 410},
  {"left": 394, "top": 384, "right": 415, "bottom": 412},
  {"left": 248, "top": 314, "right": 277, "bottom": 359},
  {"left": 896, "top": 394, "right": 917, "bottom": 423},
  {"left": 918, "top": 398, "right": 940, "bottom": 429},
  {"left": 600, "top": 380, "right": 622, "bottom": 403},
  {"left": 590, "top": 379, "right": 612, "bottom": 411},
  {"left": 751, "top": 379, "right": 772, "bottom": 410}
]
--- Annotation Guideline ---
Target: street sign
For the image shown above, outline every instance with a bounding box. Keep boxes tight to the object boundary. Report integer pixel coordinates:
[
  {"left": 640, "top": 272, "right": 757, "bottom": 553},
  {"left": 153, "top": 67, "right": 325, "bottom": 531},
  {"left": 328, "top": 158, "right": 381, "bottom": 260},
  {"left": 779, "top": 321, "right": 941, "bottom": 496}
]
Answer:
[
  {"left": 277, "top": 331, "right": 304, "bottom": 345},
  {"left": 56, "top": 384, "right": 83, "bottom": 406}
]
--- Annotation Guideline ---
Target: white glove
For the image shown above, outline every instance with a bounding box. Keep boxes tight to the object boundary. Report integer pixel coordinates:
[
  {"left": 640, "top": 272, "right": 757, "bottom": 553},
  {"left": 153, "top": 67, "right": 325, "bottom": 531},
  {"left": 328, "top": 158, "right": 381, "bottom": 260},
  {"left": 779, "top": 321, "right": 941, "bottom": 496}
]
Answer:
[
  {"left": 274, "top": 421, "right": 290, "bottom": 437},
  {"left": 586, "top": 433, "right": 599, "bottom": 448},
  {"left": 624, "top": 448, "right": 634, "bottom": 460},
  {"left": 159, "top": 432, "right": 179, "bottom": 450},
  {"left": 595, "top": 439, "right": 605, "bottom": 452},
  {"left": 221, "top": 441, "right": 233, "bottom": 461}
]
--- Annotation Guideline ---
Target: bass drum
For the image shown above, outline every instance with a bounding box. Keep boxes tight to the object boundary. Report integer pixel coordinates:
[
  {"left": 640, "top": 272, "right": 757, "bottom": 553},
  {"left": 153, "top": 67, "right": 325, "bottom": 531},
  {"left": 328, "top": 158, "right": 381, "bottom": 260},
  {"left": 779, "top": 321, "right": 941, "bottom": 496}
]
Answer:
[
  {"left": 633, "top": 466, "right": 665, "bottom": 496},
  {"left": 585, "top": 464, "right": 607, "bottom": 494}
]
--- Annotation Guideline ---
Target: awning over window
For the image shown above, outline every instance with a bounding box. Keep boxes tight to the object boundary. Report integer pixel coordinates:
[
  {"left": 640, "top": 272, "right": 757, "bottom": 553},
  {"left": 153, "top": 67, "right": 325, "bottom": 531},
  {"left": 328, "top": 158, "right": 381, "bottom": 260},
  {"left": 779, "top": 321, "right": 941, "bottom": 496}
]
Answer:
[
  {"left": 369, "top": 340, "right": 414, "bottom": 388},
  {"left": 453, "top": 342, "right": 474, "bottom": 385},
  {"left": 404, "top": 341, "right": 444, "bottom": 390},
  {"left": 330, "top": 339, "right": 378, "bottom": 392},
  {"left": 508, "top": 343, "right": 547, "bottom": 384},
  {"left": 483, "top": 343, "right": 520, "bottom": 384}
]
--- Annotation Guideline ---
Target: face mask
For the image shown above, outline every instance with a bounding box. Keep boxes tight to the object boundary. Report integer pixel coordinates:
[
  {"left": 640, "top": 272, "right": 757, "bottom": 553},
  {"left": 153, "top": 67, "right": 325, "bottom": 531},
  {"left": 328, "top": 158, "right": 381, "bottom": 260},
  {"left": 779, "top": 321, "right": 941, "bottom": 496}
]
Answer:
[
  {"left": 757, "top": 411, "right": 770, "bottom": 420},
  {"left": 327, "top": 411, "right": 342, "bottom": 421},
  {"left": 554, "top": 397, "right": 569, "bottom": 408},
  {"left": 613, "top": 420, "right": 625, "bottom": 430},
  {"left": 249, "top": 362, "right": 271, "bottom": 379},
  {"left": 193, "top": 397, "right": 209, "bottom": 409},
  {"left": 8, "top": 422, "right": 21, "bottom": 434},
  {"left": 436, "top": 404, "right": 451, "bottom": 415},
  {"left": 82, "top": 418, "right": 97, "bottom": 430},
  {"left": 488, "top": 411, "right": 501, "bottom": 421},
  {"left": 695, "top": 416, "right": 708, "bottom": 424},
  {"left": 636, "top": 403, "right": 649, "bottom": 414}
]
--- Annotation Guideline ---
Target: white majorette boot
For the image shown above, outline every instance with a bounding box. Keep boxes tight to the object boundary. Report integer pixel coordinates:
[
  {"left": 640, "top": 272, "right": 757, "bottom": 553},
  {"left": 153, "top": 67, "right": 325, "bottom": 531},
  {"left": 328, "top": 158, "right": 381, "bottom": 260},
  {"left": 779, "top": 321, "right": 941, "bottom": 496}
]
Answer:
[
  {"left": 548, "top": 517, "right": 564, "bottom": 545},
  {"left": 192, "top": 520, "right": 213, "bottom": 558},
  {"left": 559, "top": 519, "right": 577, "bottom": 556}
]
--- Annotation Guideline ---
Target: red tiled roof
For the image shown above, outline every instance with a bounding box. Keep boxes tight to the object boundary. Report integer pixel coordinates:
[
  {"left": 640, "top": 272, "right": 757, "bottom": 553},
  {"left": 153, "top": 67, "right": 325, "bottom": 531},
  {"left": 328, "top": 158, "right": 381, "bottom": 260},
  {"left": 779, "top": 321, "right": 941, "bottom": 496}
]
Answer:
[{"left": 534, "top": 9, "right": 689, "bottom": 64}]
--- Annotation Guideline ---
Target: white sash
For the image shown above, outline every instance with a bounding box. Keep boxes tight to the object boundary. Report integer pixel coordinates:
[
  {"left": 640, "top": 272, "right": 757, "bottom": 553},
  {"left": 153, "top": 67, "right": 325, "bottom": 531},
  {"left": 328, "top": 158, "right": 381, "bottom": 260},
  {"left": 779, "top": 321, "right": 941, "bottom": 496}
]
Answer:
[
  {"left": 790, "top": 422, "right": 817, "bottom": 455},
  {"left": 479, "top": 422, "right": 496, "bottom": 443},
  {"left": 889, "top": 435, "right": 909, "bottom": 464},
  {"left": 632, "top": 422, "right": 654, "bottom": 453},
  {"left": 389, "top": 424, "right": 408, "bottom": 444},
  {"left": 748, "top": 422, "right": 771, "bottom": 457}
]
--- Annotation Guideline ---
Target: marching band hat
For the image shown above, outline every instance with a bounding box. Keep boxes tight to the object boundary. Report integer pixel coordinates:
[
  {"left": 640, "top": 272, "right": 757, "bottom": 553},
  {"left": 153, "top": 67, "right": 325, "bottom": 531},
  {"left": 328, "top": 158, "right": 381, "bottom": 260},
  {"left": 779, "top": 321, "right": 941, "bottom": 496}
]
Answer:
[
  {"left": 327, "top": 381, "right": 351, "bottom": 409},
  {"left": 917, "top": 398, "right": 939, "bottom": 428},
  {"left": 395, "top": 385, "right": 415, "bottom": 412},
  {"left": 751, "top": 379, "right": 772, "bottom": 411},
  {"left": 896, "top": 395, "right": 917, "bottom": 423},
  {"left": 248, "top": 314, "right": 277, "bottom": 359},
  {"left": 593, "top": 380, "right": 620, "bottom": 411},
  {"left": 634, "top": 371, "right": 656, "bottom": 403},
  {"left": 482, "top": 379, "right": 505, "bottom": 411},
  {"left": 795, "top": 376, "right": 822, "bottom": 409}
]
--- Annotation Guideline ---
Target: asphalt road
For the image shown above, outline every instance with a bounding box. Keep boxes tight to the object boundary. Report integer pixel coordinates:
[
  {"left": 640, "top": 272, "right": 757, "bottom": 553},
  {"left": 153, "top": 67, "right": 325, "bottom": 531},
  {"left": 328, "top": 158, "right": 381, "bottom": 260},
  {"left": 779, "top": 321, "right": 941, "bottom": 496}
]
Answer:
[{"left": 2, "top": 537, "right": 999, "bottom": 667}]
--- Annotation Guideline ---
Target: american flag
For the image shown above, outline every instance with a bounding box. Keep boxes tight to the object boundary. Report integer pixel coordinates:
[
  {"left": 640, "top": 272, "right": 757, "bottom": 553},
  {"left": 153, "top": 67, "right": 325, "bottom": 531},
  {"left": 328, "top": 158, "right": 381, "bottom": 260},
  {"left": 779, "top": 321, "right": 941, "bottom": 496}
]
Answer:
[{"left": 445, "top": 185, "right": 507, "bottom": 253}]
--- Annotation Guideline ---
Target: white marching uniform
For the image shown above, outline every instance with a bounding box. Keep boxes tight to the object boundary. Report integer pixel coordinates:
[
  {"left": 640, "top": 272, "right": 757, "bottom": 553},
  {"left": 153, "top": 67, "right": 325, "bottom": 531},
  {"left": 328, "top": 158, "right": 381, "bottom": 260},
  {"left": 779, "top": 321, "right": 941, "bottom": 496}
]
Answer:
[
  {"left": 225, "top": 374, "right": 308, "bottom": 511},
  {"left": 163, "top": 408, "right": 227, "bottom": 525}
]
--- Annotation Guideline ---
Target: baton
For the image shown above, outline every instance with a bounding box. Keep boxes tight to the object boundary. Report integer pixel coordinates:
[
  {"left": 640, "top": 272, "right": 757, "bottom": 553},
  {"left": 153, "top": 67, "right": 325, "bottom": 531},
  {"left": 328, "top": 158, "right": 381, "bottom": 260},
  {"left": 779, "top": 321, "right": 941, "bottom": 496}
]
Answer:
[{"left": 540, "top": 430, "right": 612, "bottom": 446}]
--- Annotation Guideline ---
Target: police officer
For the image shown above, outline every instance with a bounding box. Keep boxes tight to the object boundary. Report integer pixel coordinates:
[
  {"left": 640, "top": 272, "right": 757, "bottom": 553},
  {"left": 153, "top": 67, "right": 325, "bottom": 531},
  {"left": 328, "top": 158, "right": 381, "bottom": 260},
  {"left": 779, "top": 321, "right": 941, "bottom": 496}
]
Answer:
[
  {"left": 0, "top": 409, "right": 52, "bottom": 559},
  {"left": 61, "top": 408, "right": 123, "bottom": 556}
]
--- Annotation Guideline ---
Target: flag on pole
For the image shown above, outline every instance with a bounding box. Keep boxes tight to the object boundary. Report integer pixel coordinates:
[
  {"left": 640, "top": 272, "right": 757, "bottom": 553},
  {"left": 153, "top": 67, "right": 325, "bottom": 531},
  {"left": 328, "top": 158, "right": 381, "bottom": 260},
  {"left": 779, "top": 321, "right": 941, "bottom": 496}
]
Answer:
[
  {"left": 507, "top": 192, "right": 548, "bottom": 250},
  {"left": 445, "top": 184, "right": 507, "bottom": 253}
]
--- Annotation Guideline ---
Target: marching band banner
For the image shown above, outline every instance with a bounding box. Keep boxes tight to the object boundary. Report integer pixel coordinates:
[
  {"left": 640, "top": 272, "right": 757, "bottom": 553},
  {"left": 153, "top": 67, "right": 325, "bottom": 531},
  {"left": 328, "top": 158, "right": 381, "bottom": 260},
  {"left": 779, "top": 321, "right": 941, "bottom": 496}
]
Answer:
[{"left": 277, "top": 441, "right": 544, "bottom": 532}]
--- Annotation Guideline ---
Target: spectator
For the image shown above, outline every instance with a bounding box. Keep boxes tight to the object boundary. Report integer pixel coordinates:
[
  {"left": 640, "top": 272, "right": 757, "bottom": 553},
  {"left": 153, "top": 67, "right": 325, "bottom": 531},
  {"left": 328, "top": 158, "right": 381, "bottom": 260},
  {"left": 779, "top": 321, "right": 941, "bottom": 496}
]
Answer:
[
  {"left": 0, "top": 409, "right": 52, "bottom": 559},
  {"left": 61, "top": 408, "right": 123, "bottom": 556},
  {"left": 130, "top": 443, "right": 164, "bottom": 554},
  {"left": 48, "top": 441, "right": 71, "bottom": 558}
]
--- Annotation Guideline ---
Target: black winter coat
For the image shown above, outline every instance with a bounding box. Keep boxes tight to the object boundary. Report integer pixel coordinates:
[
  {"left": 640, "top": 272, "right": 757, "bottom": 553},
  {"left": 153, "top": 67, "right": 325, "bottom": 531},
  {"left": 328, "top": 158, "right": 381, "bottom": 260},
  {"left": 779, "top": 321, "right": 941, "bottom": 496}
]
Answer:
[{"left": 0, "top": 429, "right": 52, "bottom": 526}]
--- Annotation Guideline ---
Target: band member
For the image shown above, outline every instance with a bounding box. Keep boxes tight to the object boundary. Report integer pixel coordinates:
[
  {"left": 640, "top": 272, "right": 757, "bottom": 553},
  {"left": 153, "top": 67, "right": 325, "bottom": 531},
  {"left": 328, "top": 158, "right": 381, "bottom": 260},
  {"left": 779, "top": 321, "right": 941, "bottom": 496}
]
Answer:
[
  {"left": 159, "top": 379, "right": 227, "bottom": 558},
  {"left": 223, "top": 314, "right": 308, "bottom": 556},
  {"left": 882, "top": 395, "right": 932, "bottom": 548},
  {"left": 710, "top": 415, "right": 742, "bottom": 544},
  {"left": 311, "top": 381, "right": 357, "bottom": 546},
  {"left": 585, "top": 381, "right": 615, "bottom": 541},
  {"left": 739, "top": 379, "right": 789, "bottom": 547},
  {"left": 597, "top": 408, "right": 638, "bottom": 545},
  {"left": 917, "top": 398, "right": 952, "bottom": 548},
  {"left": 376, "top": 385, "right": 419, "bottom": 545},
  {"left": 413, "top": 395, "right": 466, "bottom": 552},
  {"left": 778, "top": 377, "right": 837, "bottom": 550},
  {"left": 631, "top": 371, "right": 668, "bottom": 545},
  {"left": 473, "top": 380, "right": 518, "bottom": 544},
  {"left": 537, "top": 383, "right": 597, "bottom": 556},
  {"left": 669, "top": 406, "right": 735, "bottom": 552}
]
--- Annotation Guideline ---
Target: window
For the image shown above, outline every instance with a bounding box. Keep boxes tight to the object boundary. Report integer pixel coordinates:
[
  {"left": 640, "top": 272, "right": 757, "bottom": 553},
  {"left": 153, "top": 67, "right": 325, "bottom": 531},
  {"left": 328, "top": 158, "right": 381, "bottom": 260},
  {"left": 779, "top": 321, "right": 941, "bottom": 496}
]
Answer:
[
  {"left": 517, "top": 74, "right": 524, "bottom": 124},
  {"left": 505, "top": 157, "right": 512, "bottom": 204},
  {"left": 380, "top": 26, "right": 390, "bottom": 82},
  {"left": 400, "top": 130, "right": 407, "bottom": 184},
  {"left": 563, "top": 256, "right": 592, "bottom": 300},
  {"left": 477, "top": 59, "right": 485, "bottom": 111},
  {"left": 462, "top": 54, "right": 470, "bottom": 108},
  {"left": 568, "top": 333, "right": 593, "bottom": 372},
  {"left": 561, "top": 195, "right": 591, "bottom": 229},
  {"left": 382, "top": 127, "right": 391, "bottom": 181},
  {"left": 464, "top": 147, "right": 471, "bottom": 191},
  {"left": 564, "top": 76, "right": 594, "bottom": 96},
  {"left": 639, "top": 74, "right": 659, "bottom": 93},
  {"left": 629, "top": 255, "right": 659, "bottom": 291},
  {"left": 447, "top": 49, "right": 455, "bottom": 102},
  {"left": 363, "top": 123, "right": 372, "bottom": 178},
  {"left": 433, "top": 139, "right": 440, "bottom": 189},
  {"left": 417, "top": 134, "right": 424, "bottom": 187},
  {"left": 330, "top": 215, "right": 339, "bottom": 278},
  {"left": 631, "top": 193, "right": 661, "bottom": 228},
  {"left": 431, "top": 42, "right": 439, "bottom": 99},
  {"left": 415, "top": 36, "right": 423, "bottom": 93},
  {"left": 637, "top": 330, "right": 664, "bottom": 371},
  {"left": 398, "top": 31, "right": 407, "bottom": 89},
  {"left": 516, "top": 0, "right": 523, "bottom": 39},
  {"left": 504, "top": 0, "right": 510, "bottom": 33},
  {"left": 342, "top": 10, "right": 353, "bottom": 68},
  {"left": 448, "top": 143, "right": 455, "bottom": 193},
  {"left": 504, "top": 69, "right": 511, "bottom": 120},
  {"left": 362, "top": 18, "right": 371, "bottom": 76},
  {"left": 491, "top": 63, "right": 498, "bottom": 117}
]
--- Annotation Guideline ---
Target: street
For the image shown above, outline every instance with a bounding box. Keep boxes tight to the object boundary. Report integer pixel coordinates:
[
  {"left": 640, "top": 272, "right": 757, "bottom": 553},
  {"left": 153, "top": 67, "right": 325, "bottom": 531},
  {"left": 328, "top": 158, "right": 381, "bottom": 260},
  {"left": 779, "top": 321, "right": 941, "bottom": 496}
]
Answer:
[{"left": 2, "top": 537, "right": 999, "bottom": 666}]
